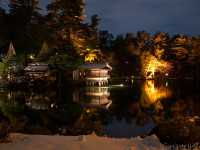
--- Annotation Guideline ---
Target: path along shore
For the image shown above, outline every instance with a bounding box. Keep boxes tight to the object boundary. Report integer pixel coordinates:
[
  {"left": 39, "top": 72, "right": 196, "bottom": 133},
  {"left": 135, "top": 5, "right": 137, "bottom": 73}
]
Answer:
[{"left": 0, "top": 133, "right": 166, "bottom": 150}]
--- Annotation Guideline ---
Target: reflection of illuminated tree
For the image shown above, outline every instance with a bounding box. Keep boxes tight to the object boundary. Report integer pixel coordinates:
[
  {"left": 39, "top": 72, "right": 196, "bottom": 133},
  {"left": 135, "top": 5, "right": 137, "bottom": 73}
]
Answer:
[{"left": 140, "top": 80, "right": 171, "bottom": 111}]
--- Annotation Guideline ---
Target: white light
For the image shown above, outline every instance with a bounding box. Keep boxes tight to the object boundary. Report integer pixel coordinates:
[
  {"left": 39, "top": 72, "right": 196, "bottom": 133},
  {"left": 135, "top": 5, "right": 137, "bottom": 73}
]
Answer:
[
  {"left": 86, "top": 77, "right": 109, "bottom": 81},
  {"left": 51, "top": 104, "right": 54, "bottom": 108},
  {"left": 30, "top": 55, "right": 34, "bottom": 59},
  {"left": 119, "top": 84, "right": 124, "bottom": 87},
  {"left": 111, "top": 84, "right": 125, "bottom": 87}
]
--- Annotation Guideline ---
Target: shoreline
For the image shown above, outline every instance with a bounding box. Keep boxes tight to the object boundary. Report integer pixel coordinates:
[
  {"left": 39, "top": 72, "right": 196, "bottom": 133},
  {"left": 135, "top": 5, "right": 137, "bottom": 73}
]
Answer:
[{"left": 0, "top": 133, "right": 166, "bottom": 150}]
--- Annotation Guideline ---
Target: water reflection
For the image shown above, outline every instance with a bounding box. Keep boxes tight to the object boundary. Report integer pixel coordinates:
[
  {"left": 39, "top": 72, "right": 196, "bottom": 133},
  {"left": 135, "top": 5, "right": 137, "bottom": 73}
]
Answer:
[
  {"left": 26, "top": 92, "right": 57, "bottom": 110},
  {"left": 0, "top": 80, "right": 200, "bottom": 144},
  {"left": 73, "top": 86, "right": 112, "bottom": 109},
  {"left": 140, "top": 80, "right": 172, "bottom": 110}
]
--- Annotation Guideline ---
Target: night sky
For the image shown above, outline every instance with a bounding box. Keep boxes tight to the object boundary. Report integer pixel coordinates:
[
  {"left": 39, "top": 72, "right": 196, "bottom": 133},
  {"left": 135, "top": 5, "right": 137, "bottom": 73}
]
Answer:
[
  {"left": 3, "top": 0, "right": 200, "bottom": 35},
  {"left": 86, "top": 0, "right": 200, "bottom": 35}
]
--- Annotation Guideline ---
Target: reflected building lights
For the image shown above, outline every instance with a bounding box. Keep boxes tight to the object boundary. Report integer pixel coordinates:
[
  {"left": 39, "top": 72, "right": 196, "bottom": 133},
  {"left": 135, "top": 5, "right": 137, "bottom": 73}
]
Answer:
[{"left": 73, "top": 86, "right": 112, "bottom": 109}]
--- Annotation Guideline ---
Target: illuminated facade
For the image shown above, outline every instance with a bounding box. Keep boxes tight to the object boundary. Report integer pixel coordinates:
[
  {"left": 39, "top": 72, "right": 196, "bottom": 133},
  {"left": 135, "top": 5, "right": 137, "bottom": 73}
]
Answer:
[
  {"left": 73, "top": 63, "right": 112, "bottom": 86},
  {"left": 24, "top": 62, "right": 49, "bottom": 80}
]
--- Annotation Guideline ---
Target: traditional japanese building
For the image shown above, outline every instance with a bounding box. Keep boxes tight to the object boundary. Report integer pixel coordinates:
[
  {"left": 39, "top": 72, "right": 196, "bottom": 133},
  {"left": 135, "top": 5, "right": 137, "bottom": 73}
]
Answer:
[
  {"left": 73, "top": 63, "right": 112, "bottom": 86},
  {"left": 24, "top": 42, "right": 51, "bottom": 80},
  {"left": 24, "top": 62, "right": 49, "bottom": 80}
]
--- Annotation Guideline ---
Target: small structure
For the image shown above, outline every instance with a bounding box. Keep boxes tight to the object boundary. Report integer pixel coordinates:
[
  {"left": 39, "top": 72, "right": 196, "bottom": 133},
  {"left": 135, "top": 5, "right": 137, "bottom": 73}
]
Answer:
[
  {"left": 37, "top": 41, "right": 51, "bottom": 61},
  {"left": 73, "top": 63, "right": 112, "bottom": 86},
  {"left": 24, "top": 42, "right": 51, "bottom": 80},
  {"left": 0, "top": 42, "right": 18, "bottom": 82},
  {"left": 24, "top": 62, "right": 49, "bottom": 80},
  {"left": 6, "top": 42, "right": 16, "bottom": 59}
]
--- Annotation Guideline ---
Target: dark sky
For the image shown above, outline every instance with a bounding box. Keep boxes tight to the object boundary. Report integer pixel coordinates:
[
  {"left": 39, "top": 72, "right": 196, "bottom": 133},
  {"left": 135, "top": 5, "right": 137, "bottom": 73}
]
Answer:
[
  {"left": 86, "top": 0, "right": 200, "bottom": 35},
  {"left": 3, "top": 0, "right": 200, "bottom": 35}
]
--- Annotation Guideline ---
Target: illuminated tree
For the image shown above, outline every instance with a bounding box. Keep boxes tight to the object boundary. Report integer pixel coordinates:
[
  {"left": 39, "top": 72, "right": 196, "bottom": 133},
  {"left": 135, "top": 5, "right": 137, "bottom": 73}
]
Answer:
[
  {"left": 188, "top": 36, "right": 200, "bottom": 63},
  {"left": 141, "top": 51, "right": 171, "bottom": 78},
  {"left": 153, "top": 32, "right": 170, "bottom": 59},
  {"left": 136, "top": 31, "right": 151, "bottom": 51},
  {"left": 68, "top": 14, "right": 101, "bottom": 58},
  {"left": 80, "top": 48, "right": 102, "bottom": 63},
  {"left": 188, "top": 36, "right": 200, "bottom": 79},
  {"left": 170, "top": 34, "right": 191, "bottom": 61},
  {"left": 47, "top": 0, "right": 85, "bottom": 48}
]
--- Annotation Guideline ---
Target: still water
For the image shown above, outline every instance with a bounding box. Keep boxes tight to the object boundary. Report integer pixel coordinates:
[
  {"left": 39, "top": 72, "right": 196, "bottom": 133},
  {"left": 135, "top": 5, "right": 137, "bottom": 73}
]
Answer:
[{"left": 0, "top": 80, "right": 200, "bottom": 144}]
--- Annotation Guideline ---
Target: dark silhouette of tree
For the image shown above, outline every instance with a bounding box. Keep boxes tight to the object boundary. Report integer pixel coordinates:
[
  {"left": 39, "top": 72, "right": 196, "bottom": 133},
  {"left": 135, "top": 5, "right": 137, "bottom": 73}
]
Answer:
[
  {"left": 0, "top": 5, "right": 7, "bottom": 48},
  {"left": 7, "top": 0, "right": 43, "bottom": 53},
  {"left": 99, "top": 30, "right": 114, "bottom": 50}
]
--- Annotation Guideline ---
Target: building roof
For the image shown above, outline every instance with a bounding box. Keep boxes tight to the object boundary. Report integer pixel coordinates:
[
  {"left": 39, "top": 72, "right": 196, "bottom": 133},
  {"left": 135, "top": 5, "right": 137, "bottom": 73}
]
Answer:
[
  {"left": 7, "top": 42, "right": 16, "bottom": 59},
  {"left": 79, "top": 63, "right": 112, "bottom": 70},
  {"left": 37, "top": 41, "right": 49, "bottom": 58}
]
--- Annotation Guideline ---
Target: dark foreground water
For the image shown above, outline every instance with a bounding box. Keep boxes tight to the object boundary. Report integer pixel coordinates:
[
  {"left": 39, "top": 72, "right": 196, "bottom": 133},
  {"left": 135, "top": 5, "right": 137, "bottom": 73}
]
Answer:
[{"left": 0, "top": 79, "right": 200, "bottom": 145}]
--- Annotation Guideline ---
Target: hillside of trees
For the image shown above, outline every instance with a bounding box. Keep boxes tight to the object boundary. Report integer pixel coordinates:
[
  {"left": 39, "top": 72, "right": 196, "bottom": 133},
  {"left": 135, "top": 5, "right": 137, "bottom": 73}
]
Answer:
[{"left": 0, "top": 0, "right": 199, "bottom": 79}]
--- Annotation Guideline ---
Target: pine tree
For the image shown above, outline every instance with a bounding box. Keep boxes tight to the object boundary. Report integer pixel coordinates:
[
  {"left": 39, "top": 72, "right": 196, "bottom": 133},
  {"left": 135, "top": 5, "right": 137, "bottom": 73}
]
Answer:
[
  {"left": 8, "top": 0, "right": 43, "bottom": 53},
  {"left": 0, "top": 4, "right": 6, "bottom": 47},
  {"left": 47, "top": 0, "right": 85, "bottom": 48},
  {"left": 9, "top": 0, "right": 39, "bottom": 24}
]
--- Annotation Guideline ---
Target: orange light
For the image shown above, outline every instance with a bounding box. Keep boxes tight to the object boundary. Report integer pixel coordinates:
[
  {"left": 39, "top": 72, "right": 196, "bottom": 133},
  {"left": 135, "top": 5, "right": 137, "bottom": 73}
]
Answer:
[
  {"left": 143, "top": 55, "right": 171, "bottom": 79},
  {"left": 144, "top": 80, "right": 171, "bottom": 104},
  {"left": 85, "top": 53, "right": 97, "bottom": 63}
]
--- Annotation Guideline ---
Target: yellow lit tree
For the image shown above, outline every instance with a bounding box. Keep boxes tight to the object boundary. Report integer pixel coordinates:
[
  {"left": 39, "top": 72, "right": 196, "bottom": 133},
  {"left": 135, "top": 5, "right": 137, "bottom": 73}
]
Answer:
[
  {"left": 141, "top": 52, "right": 171, "bottom": 79},
  {"left": 80, "top": 48, "right": 102, "bottom": 63}
]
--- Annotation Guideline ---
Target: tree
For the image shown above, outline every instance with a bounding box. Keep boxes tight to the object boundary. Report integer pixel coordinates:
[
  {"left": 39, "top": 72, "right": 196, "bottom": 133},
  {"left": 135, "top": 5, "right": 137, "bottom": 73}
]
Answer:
[
  {"left": 88, "top": 14, "right": 101, "bottom": 49},
  {"left": 80, "top": 48, "right": 102, "bottom": 63},
  {"left": 170, "top": 34, "right": 191, "bottom": 61},
  {"left": 90, "top": 14, "right": 100, "bottom": 30},
  {"left": 47, "top": 0, "right": 85, "bottom": 49},
  {"left": 188, "top": 36, "right": 200, "bottom": 63},
  {"left": 7, "top": 0, "right": 42, "bottom": 53},
  {"left": 152, "top": 32, "right": 170, "bottom": 59},
  {"left": 188, "top": 36, "right": 200, "bottom": 79},
  {"left": 136, "top": 31, "right": 151, "bottom": 50},
  {"left": 0, "top": 4, "right": 7, "bottom": 47},
  {"left": 99, "top": 30, "right": 113, "bottom": 50}
]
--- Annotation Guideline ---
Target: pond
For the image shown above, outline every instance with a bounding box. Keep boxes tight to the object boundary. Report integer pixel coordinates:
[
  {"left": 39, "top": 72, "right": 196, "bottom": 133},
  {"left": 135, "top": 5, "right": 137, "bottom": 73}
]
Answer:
[{"left": 0, "top": 79, "right": 200, "bottom": 145}]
